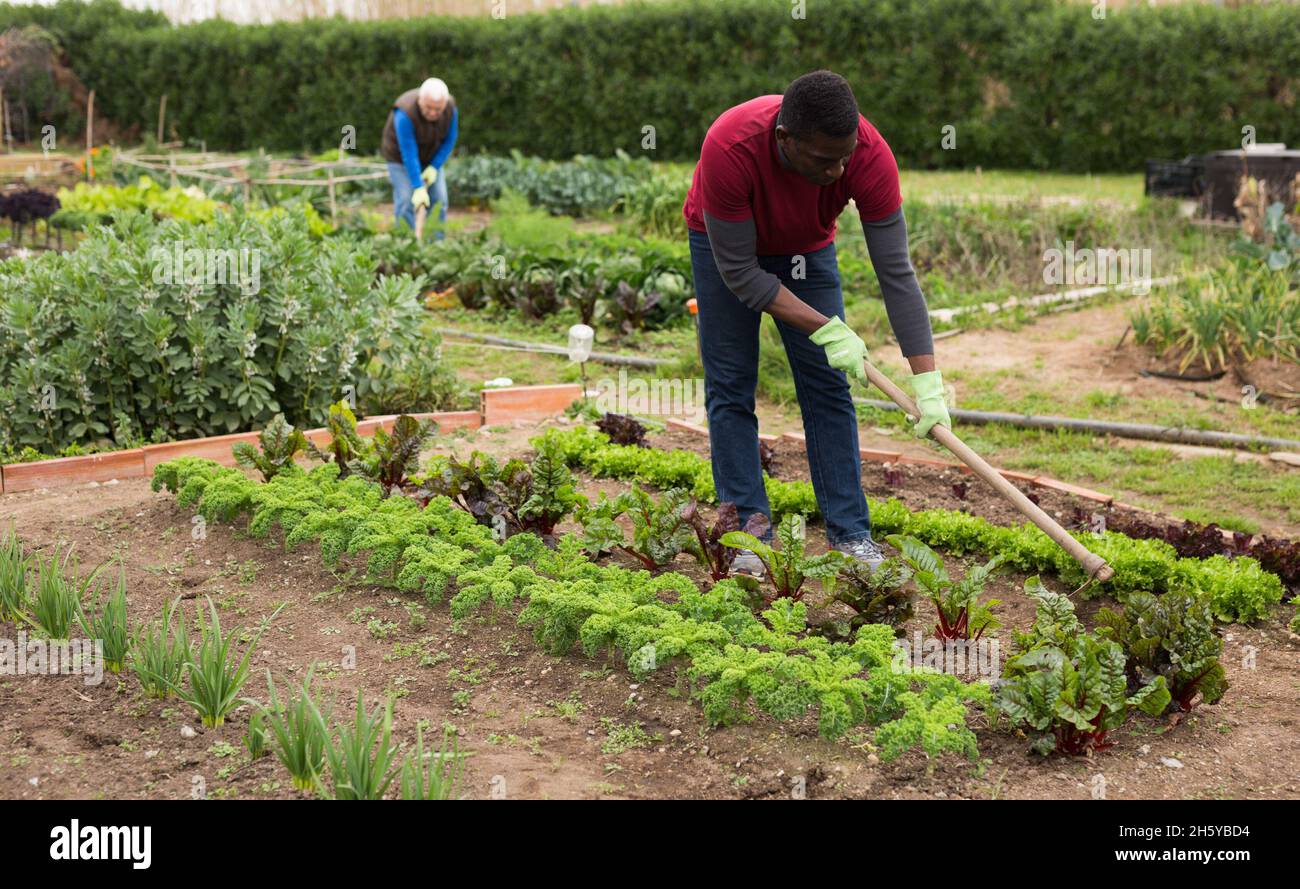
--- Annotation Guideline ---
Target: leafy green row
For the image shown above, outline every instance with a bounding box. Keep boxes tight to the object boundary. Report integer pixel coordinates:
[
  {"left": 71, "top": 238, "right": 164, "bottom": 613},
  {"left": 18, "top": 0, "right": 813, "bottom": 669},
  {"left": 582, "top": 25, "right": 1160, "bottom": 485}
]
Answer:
[
  {"left": 151, "top": 456, "right": 988, "bottom": 761},
  {"left": 533, "top": 427, "right": 1285, "bottom": 623}
]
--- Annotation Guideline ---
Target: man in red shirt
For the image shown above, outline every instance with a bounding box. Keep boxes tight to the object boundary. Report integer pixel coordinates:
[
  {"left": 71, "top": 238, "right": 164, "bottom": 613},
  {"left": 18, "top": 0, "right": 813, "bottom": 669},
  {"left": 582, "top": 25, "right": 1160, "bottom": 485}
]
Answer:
[{"left": 683, "top": 70, "right": 949, "bottom": 574}]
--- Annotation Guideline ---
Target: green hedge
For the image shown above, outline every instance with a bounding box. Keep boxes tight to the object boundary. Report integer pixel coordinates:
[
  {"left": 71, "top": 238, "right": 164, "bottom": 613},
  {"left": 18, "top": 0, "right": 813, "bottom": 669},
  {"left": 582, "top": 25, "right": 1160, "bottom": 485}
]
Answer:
[{"left": 7, "top": 0, "right": 1300, "bottom": 171}]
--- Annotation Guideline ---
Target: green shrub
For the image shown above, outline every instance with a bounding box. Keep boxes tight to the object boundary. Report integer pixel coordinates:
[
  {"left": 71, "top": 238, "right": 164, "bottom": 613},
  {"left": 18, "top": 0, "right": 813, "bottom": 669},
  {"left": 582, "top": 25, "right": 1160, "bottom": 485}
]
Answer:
[
  {"left": 14, "top": 0, "right": 1300, "bottom": 171},
  {"left": 998, "top": 579, "right": 1171, "bottom": 756},
  {"left": 0, "top": 210, "right": 462, "bottom": 453}
]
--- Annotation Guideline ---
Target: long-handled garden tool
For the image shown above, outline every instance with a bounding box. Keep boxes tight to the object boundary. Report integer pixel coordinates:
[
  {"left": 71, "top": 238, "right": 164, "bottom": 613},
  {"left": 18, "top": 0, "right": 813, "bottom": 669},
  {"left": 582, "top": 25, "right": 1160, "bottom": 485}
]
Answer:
[
  {"left": 414, "top": 203, "right": 428, "bottom": 241},
  {"left": 862, "top": 357, "right": 1115, "bottom": 587}
]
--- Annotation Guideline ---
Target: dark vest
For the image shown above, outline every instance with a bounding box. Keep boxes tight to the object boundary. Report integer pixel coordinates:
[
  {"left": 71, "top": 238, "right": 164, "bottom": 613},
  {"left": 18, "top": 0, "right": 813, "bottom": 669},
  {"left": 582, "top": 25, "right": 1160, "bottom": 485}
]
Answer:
[{"left": 380, "top": 89, "right": 457, "bottom": 167}]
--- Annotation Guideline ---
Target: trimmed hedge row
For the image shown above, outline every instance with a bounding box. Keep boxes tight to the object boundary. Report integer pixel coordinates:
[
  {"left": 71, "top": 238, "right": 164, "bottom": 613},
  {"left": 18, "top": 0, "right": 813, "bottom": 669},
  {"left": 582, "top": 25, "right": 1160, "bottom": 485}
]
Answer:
[{"left": 6, "top": 0, "right": 1300, "bottom": 171}]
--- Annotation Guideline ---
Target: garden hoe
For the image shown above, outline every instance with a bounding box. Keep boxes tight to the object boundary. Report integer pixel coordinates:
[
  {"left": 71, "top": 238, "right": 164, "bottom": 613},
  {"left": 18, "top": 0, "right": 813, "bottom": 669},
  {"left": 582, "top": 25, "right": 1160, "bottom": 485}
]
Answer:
[
  {"left": 862, "top": 357, "right": 1115, "bottom": 591},
  {"left": 414, "top": 204, "right": 428, "bottom": 241}
]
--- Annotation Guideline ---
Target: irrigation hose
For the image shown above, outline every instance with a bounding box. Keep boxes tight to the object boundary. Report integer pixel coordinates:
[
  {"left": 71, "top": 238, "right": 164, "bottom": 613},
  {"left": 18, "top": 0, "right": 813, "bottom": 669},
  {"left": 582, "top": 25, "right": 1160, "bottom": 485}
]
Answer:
[{"left": 854, "top": 398, "right": 1300, "bottom": 452}]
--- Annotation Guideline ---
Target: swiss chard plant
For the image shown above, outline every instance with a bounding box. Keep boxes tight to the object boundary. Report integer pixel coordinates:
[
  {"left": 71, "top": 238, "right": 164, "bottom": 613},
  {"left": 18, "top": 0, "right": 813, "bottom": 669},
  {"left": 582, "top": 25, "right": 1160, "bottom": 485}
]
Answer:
[
  {"left": 349, "top": 415, "right": 435, "bottom": 495},
  {"left": 1096, "top": 590, "right": 1227, "bottom": 713},
  {"left": 512, "top": 442, "right": 581, "bottom": 536},
  {"left": 305, "top": 400, "right": 367, "bottom": 478},
  {"left": 233, "top": 414, "right": 308, "bottom": 481},
  {"left": 721, "top": 514, "right": 848, "bottom": 603},
  {"left": 578, "top": 485, "right": 694, "bottom": 572},
  {"left": 816, "top": 557, "right": 914, "bottom": 641},
  {"left": 681, "top": 500, "right": 770, "bottom": 582},
  {"left": 886, "top": 534, "right": 1003, "bottom": 641},
  {"left": 421, "top": 442, "right": 580, "bottom": 538},
  {"left": 998, "top": 578, "right": 1171, "bottom": 756}
]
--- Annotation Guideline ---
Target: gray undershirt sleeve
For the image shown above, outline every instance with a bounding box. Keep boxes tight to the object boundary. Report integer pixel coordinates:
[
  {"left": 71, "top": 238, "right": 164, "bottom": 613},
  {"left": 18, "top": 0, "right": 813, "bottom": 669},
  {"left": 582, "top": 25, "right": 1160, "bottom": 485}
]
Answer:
[
  {"left": 861, "top": 208, "right": 934, "bottom": 357},
  {"left": 702, "top": 211, "right": 782, "bottom": 312}
]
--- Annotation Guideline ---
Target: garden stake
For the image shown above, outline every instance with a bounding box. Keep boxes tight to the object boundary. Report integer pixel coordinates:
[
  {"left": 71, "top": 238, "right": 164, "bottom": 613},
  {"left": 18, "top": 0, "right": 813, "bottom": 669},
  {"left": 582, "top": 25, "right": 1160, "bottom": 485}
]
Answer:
[{"left": 861, "top": 358, "right": 1115, "bottom": 584}]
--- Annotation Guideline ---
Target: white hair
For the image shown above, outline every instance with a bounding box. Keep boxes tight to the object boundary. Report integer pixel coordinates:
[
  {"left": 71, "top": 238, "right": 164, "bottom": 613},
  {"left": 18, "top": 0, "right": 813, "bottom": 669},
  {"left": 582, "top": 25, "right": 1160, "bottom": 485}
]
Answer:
[{"left": 418, "top": 78, "right": 449, "bottom": 103}]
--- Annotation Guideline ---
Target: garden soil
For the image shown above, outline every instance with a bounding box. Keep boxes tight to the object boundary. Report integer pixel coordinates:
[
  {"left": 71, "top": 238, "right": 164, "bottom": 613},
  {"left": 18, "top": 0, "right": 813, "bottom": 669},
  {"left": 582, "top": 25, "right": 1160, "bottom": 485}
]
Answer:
[{"left": 1, "top": 421, "right": 1296, "bottom": 800}]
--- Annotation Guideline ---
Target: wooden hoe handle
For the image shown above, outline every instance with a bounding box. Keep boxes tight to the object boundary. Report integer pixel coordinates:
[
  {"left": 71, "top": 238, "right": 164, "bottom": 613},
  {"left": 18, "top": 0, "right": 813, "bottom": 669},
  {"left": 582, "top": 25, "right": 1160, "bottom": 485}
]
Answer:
[{"left": 862, "top": 359, "right": 1114, "bottom": 583}]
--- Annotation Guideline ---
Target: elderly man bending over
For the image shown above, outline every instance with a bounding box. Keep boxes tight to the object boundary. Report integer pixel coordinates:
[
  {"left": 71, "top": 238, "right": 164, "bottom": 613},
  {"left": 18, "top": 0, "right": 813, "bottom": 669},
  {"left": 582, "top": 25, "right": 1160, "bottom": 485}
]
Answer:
[{"left": 380, "top": 77, "right": 459, "bottom": 237}]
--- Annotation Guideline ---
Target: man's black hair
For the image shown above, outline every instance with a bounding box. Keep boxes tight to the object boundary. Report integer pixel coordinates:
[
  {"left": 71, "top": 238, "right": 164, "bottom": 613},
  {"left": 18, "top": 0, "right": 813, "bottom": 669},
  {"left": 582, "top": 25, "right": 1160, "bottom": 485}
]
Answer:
[{"left": 777, "top": 70, "right": 859, "bottom": 140}]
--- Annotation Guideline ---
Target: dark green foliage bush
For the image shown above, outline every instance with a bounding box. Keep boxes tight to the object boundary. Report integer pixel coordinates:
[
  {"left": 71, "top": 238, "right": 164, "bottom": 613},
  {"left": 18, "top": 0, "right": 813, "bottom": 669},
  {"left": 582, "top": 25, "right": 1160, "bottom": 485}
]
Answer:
[
  {"left": 10, "top": 0, "right": 1300, "bottom": 171},
  {"left": 0, "top": 209, "right": 463, "bottom": 453}
]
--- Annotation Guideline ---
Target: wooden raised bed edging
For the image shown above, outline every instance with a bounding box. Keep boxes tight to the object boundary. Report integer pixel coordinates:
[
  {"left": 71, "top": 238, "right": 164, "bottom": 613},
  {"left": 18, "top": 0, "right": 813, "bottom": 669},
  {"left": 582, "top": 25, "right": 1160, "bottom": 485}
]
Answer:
[
  {"left": 1, "top": 449, "right": 147, "bottom": 494},
  {"left": 481, "top": 384, "right": 582, "bottom": 425},
  {"left": 0, "top": 408, "right": 489, "bottom": 496}
]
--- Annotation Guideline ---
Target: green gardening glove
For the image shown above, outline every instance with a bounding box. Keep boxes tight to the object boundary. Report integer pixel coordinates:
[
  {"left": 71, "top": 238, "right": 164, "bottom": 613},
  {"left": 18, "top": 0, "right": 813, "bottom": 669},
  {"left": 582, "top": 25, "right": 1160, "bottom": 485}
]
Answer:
[
  {"left": 910, "top": 370, "right": 952, "bottom": 438},
  {"left": 411, "top": 186, "right": 431, "bottom": 210},
  {"left": 421, "top": 166, "right": 438, "bottom": 186},
  {"left": 810, "top": 317, "right": 867, "bottom": 382}
]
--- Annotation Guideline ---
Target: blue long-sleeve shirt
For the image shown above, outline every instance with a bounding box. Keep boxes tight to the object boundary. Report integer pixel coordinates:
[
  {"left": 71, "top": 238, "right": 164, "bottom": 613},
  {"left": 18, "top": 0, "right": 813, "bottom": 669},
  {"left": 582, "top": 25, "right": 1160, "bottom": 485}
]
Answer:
[{"left": 394, "top": 106, "right": 459, "bottom": 185}]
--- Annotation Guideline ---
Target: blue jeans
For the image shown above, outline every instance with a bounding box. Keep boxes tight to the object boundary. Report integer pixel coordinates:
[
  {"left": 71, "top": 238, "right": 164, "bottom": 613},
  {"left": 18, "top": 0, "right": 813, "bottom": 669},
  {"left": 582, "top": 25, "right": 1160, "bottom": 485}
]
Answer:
[
  {"left": 387, "top": 161, "right": 448, "bottom": 239},
  {"left": 688, "top": 229, "right": 872, "bottom": 545}
]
